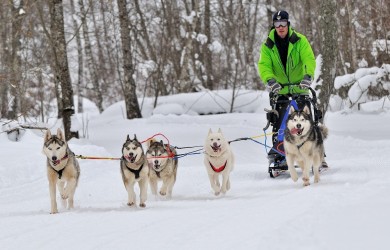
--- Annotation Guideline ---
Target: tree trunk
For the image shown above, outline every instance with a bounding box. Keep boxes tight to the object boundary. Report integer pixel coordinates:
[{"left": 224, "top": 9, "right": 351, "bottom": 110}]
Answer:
[
  {"left": 117, "top": 0, "right": 142, "bottom": 119},
  {"left": 79, "top": 0, "right": 103, "bottom": 113},
  {"left": 49, "top": 0, "right": 78, "bottom": 140},
  {"left": 319, "top": 0, "right": 338, "bottom": 119},
  {"left": 9, "top": 1, "right": 25, "bottom": 120},
  {"left": 70, "top": 0, "right": 84, "bottom": 113},
  {"left": 204, "top": 0, "right": 213, "bottom": 90}
]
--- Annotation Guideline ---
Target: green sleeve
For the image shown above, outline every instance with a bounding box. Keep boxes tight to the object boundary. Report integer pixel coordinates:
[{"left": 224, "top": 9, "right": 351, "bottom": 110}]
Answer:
[
  {"left": 258, "top": 43, "right": 274, "bottom": 85},
  {"left": 299, "top": 36, "right": 316, "bottom": 78}
]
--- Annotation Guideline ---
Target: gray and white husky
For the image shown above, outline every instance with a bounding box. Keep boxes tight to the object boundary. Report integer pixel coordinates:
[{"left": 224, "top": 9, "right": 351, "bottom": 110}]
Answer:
[
  {"left": 146, "top": 139, "right": 178, "bottom": 198},
  {"left": 203, "top": 128, "right": 234, "bottom": 195},
  {"left": 284, "top": 106, "right": 328, "bottom": 186},
  {"left": 42, "top": 128, "right": 80, "bottom": 214},
  {"left": 120, "top": 135, "right": 149, "bottom": 207}
]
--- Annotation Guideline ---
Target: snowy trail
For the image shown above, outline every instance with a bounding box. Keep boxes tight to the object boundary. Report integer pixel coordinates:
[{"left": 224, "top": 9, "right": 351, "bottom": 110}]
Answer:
[{"left": 1, "top": 112, "right": 390, "bottom": 249}]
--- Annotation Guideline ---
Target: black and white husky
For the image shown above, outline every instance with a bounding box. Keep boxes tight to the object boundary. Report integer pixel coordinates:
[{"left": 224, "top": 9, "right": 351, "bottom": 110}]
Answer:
[
  {"left": 42, "top": 128, "right": 80, "bottom": 214},
  {"left": 146, "top": 139, "right": 178, "bottom": 198},
  {"left": 284, "top": 106, "right": 328, "bottom": 186},
  {"left": 120, "top": 135, "right": 149, "bottom": 207}
]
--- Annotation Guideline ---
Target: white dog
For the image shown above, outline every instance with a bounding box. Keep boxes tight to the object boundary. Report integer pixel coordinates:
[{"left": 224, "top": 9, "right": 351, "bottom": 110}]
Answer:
[{"left": 203, "top": 128, "right": 234, "bottom": 195}]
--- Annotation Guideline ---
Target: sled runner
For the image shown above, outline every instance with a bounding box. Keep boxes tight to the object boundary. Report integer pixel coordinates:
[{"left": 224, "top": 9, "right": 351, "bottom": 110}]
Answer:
[{"left": 263, "top": 86, "right": 323, "bottom": 178}]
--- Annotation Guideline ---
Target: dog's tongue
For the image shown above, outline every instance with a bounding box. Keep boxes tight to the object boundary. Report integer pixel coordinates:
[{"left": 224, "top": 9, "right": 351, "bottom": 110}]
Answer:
[{"left": 290, "top": 128, "right": 302, "bottom": 135}]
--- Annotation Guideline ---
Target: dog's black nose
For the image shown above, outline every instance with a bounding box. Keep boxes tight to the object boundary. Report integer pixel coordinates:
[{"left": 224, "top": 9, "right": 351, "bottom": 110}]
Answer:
[
  {"left": 52, "top": 156, "right": 57, "bottom": 161},
  {"left": 297, "top": 124, "right": 301, "bottom": 129},
  {"left": 154, "top": 160, "right": 159, "bottom": 164},
  {"left": 129, "top": 153, "right": 133, "bottom": 157}
]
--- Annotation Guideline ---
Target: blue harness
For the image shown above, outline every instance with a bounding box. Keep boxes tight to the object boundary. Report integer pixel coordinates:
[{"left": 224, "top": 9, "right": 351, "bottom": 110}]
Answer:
[{"left": 277, "top": 99, "right": 299, "bottom": 142}]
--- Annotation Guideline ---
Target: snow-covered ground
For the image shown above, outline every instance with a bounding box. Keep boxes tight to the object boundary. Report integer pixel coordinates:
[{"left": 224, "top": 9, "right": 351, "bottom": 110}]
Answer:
[{"left": 1, "top": 91, "right": 390, "bottom": 250}]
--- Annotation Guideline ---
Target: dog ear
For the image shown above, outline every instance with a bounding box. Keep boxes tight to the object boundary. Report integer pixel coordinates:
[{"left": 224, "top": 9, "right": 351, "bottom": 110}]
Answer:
[
  {"left": 160, "top": 140, "right": 164, "bottom": 145},
  {"left": 126, "top": 134, "right": 130, "bottom": 141},
  {"left": 147, "top": 138, "right": 156, "bottom": 148},
  {"left": 44, "top": 129, "right": 52, "bottom": 141},
  {"left": 57, "top": 128, "right": 64, "bottom": 140},
  {"left": 303, "top": 105, "right": 311, "bottom": 115},
  {"left": 208, "top": 128, "right": 212, "bottom": 135},
  {"left": 218, "top": 128, "right": 223, "bottom": 134},
  {"left": 133, "top": 134, "right": 137, "bottom": 141}
]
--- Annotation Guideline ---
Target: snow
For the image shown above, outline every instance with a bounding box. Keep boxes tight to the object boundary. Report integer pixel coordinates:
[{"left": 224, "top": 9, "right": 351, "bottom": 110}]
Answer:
[{"left": 1, "top": 91, "right": 390, "bottom": 250}]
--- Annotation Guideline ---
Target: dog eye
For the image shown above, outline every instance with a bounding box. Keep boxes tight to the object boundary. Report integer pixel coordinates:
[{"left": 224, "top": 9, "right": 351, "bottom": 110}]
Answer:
[
  {"left": 57, "top": 147, "right": 60, "bottom": 150},
  {"left": 126, "top": 147, "right": 130, "bottom": 150},
  {"left": 132, "top": 147, "right": 136, "bottom": 150}
]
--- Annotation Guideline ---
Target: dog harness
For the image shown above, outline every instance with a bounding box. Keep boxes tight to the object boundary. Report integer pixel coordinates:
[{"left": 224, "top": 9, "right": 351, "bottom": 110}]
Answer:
[
  {"left": 209, "top": 160, "right": 227, "bottom": 173},
  {"left": 50, "top": 153, "right": 68, "bottom": 179},
  {"left": 123, "top": 159, "right": 144, "bottom": 179}
]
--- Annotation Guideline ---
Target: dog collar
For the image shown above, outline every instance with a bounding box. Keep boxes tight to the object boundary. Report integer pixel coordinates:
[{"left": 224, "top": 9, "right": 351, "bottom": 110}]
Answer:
[
  {"left": 209, "top": 160, "right": 227, "bottom": 173},
  {"left": 50, "top": 153, "right": 68, "bottom": 179},
  {"left": 52, "top": 153, "right": 68, "bottom": 166}
]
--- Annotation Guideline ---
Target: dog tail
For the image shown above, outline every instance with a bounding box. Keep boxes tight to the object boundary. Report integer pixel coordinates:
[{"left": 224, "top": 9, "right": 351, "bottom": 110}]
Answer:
[{"left": 319, "top": 124, "right": 328, "bottom": 140}]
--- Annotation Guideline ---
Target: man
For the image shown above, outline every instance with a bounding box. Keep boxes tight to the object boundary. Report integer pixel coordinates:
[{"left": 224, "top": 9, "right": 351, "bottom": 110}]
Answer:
[{"left": 258, "top": 10, "right": 328, "bottom": 171}]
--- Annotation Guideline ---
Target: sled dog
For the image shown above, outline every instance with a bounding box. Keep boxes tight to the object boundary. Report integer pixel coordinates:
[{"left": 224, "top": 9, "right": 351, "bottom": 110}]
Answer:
[
  {"left": 284, "top": 105, "right": 328, "bottom": 186},
  {"left": 42, "top": 128, "right": 80, "bottom": 214},
  {"left": 146, "top": 139, "right": 178, "bottom": 198},
  {"left": 203, "top": 128, "right": 234, "bottom": 195},
  {"left": 120, "top": 135, "right": 149, "bottom": 207}
]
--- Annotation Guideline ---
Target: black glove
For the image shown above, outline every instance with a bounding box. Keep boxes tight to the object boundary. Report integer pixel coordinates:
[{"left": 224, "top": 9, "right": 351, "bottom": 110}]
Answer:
[
  {"left": 299, "top": 75, "right": 312, "bottom": 89},
  {"left": 267, "top": 79, "right": 281, "bottom": 94}
]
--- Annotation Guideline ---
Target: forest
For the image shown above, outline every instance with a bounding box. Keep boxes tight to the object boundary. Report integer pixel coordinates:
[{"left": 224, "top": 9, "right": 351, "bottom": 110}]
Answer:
[{"left": 0, "top": 0, "right": 389, "bottom": 139}]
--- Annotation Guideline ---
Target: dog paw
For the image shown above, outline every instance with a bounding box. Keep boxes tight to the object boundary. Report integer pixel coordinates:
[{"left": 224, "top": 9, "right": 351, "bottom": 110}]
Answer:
[
  {"left": 214, "top": 191, "right": 220, "bottom": 196},
  {"left": 159, "top": 191, "right": 166, "bottom": 196},
  {"left": 127, "top": 202, "right": 135, "bottom": 207},
  {"left": 61, "top": 193, "right": 68, "bottom": 200},
  {"left": 50, "top": 209, "right": 58, "bottom": 214},
  {"left": 139, "top": 203, "right": 146, "bottom": 208}
]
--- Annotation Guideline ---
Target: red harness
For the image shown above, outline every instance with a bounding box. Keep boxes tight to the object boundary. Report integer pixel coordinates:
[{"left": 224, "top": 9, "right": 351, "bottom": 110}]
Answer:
[
  {"left": 209, "top": 160, "right": 227, "bottom": 173},
  {"left": 52, "top": 153, "right": 69, "bottom": 166}
]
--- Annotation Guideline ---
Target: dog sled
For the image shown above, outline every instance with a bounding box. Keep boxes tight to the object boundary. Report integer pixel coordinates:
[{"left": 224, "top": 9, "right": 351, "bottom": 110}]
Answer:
[{"left": 263, "top": 85, "right": 323, "bottom": 178}]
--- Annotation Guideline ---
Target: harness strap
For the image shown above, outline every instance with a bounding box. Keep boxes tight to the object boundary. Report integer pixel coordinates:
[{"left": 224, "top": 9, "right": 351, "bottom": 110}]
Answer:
[
  {"left": 209, "top": 160, "right": 227, "bottom": 173},
  {"left": 123, "top": 159, "right": 144, "bottom": 179},
  {"left": 51, "top": 153, "right": 68, "bottom": 179},
  {"left": 277, "top": 100, "right": 299, "bottom": 142},
  {"left": 296, "top": 141, "right": 306, "bottom": 150},
  {"left": 155, "top": 170, "right": 161, "bottom": 178}
]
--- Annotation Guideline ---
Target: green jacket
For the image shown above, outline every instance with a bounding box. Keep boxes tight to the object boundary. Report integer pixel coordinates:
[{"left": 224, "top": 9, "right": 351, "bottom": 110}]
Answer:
[{"left": 258, "top": 27, "right": 316, "bottom": 95}]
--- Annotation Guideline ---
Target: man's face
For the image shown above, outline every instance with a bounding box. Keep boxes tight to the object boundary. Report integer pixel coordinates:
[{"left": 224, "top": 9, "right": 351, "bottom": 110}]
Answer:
[{"left": 274, "top": 20, "right": 288, "bottom": 38}]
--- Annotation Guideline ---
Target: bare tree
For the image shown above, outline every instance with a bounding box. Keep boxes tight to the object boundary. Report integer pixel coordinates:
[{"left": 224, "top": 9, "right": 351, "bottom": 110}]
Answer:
[
  {"left": 79, "top": 0, "right": 104, "bottom": 112},
  {"left": 49, "top": 0, "right": 78, "bottom": 140},
  {"left": 70, "top": 0, "right": 84, "bottom": 113},
  {"left": 319, "top": 0, "right": 338, "bottom": 118},
  {"left": 117, "top": 0, "right": 142, "bottom": 119}
]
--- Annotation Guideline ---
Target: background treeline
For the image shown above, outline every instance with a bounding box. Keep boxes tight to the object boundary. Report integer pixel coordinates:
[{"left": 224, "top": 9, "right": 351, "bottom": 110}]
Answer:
[{"left": 0, "top": 1, "right": 389, "bottom": 127}]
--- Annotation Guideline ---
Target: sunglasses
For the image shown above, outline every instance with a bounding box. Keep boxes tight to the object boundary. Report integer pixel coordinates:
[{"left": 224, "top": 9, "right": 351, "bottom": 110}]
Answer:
[{"left": 274, "top": 20, "right": 288, "bottom": 28}]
